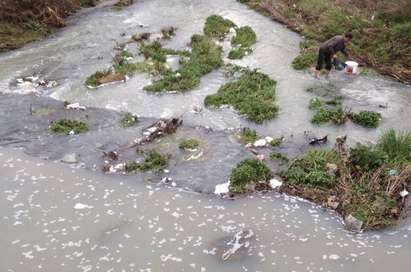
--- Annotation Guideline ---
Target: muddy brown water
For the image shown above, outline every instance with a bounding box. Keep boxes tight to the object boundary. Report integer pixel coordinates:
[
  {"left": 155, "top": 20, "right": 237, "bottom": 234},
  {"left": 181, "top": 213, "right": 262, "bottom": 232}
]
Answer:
[{"left": 1, "top": 0, "right": 411, "bottom": 271}]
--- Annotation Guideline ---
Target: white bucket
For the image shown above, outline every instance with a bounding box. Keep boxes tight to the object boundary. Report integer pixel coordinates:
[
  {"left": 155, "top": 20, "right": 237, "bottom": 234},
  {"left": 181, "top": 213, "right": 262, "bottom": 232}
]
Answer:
[{"left": 345, "top": 61, "right": 359, "bottom": 75}]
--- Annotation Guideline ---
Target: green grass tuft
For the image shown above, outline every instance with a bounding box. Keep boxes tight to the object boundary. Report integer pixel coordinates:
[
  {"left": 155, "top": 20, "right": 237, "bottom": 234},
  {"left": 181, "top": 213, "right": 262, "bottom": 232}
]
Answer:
[
  {"left": 125, "top": 150, "right": 169, "bottom": 173},
  {"left": 121, "top": 112, "right": 138, "bottom": 128},
  {"left": 144, "top": 35, "right": 223, "bottom": 92},
  {"left": 179, "top": 139, "right": 200, "bottom": 150},
  {"left": 269, "top": 152, "right": 289, "bottom": 164},
  {"left": 50, "top": 119, "right": 89, "bottom": 135},
  {"left": 281, "top": 149, "right": 340, "bottom": 188},
  {"left": 228, "top": 26, "right": 257, "bottom": 59},
  {"left": 85, "top": 69, "right": 112, "bottom": 87},
  {"left": 270, "top": 137, "right": 284, "bottom": 147},
  {"left": 292, "top": 52, "right": 317, "bottom": 70},
  {"left": 378, "top": 129, "right": 411, "bottom": 163},
  {"left": 238, "top": 128, "right": 258, "bottom": 144},
  {"left": 204, "top": 69, "right": 278, "bottom": 123},
  {"left": 230, "top": 159, "right": 272, "bottom": 193},
  {"left": 350, "top": 111, "right": 382, "bottom": 128},
  {"left": 312, "top": 106, "right": 347, "bottom": 125},
  {"left": 203, "top": 15, "right": 236, "bottom": 39}
]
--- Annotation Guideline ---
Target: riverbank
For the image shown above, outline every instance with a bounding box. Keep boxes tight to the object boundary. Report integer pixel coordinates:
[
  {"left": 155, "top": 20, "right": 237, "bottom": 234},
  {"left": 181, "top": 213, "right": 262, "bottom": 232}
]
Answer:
[
  {"left": 0, "top": 0, "right": 134, "bottom": 52},
  {"left": 237, "top": 0, "right": 411, "bottom": 85}
]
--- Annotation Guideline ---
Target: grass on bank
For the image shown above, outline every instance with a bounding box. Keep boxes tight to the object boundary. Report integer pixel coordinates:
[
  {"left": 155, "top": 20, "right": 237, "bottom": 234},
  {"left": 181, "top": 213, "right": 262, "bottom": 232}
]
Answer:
[
  {"left": 204, "top": 69, "right": 278, "bottom": 123},
  {"left": 237, "top": 0, "right": 411, "bottom": 84},
  {"left": 280, "top": 129, "right": 411, "bottom": 230},
  {"left": 230, "top": 159, "right": 272, "bottom": 193},
  {"left": 49, "top": 119, "right": 89, "bottom": 135}
]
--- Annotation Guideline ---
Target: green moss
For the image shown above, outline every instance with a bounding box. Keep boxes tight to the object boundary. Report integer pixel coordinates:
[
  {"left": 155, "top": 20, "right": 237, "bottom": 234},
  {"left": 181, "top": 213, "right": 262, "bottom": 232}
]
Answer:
[
  {"left": 144, "top": 35, "right": 223, "bottom": 92},
  {"left": 139, "top": 41, "right": 182, "bottom": 63},
  {"left": 292, "top": 52, "right": 317, "bottom": 70},
  {"left": 238, "top": 128, "right": 258, "bottom": 144},
  {"left": 125, "top": 150, "right": 169, "bottom": 173},
  {"left": 350, "top": 111, "right": 382, "bottom": 128},
  {"left": 230, "top": 159, "right": 272, "bottom": 193},
  {"left": 203, "top": 15, "right": 236, "bottom": 39},
  {"left": 228, "top": 26, "right": 257, "bottom": 59},
  {"left": 312, "top": 106, "right": 347, "bottom": 125},
  {"left": 85, "top": 69, "right": 112, "bottom": 87},
  {"left": 204, "top": 69, "right": 278, "bottom": 123},
  {"left": 121, "top": 112, "right": 138, "bottom": 128},
  {"left": 269, "top": 152, "right": 289, "bottom": 164},
  {"left": 179, "top": 139, "right": 200, "bottom": 150},
  {"left": 281, "top": 149, "right": 340, "bottom": 188},
  {"left": 49, "top": 119, "right": 89, "bottom": 135}
]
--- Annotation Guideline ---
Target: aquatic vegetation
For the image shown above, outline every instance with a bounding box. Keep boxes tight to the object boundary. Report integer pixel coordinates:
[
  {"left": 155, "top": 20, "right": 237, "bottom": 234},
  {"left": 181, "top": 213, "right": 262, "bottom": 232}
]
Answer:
[
  {"left": 229, "top": 26, "right": 257, "bottom": 59},
  {"left": 179, "top": 139, "right": 200, "bottom": 150},
  {"left": 85, "top": 69, "right": 112, "bottom": 87},
  {"left": 311, "top": 106, "right": 347, "bottom": 125},
  {"left": 230, "top": 159, "right": 272, "bottom": 193},
  {"left": 161, "top": 26, "right": 177, "bottom": 40},
  {"left": 144, "top": 35, "right": 223, "bottom": 92},
  {"left": 203, "top": 15, "right": 236, "bottom": 39},
  {"left": 377, "top": 129, "right": 411, "bottom": 163},
  {"left": 350, "top": 111, "right": 382, "bottom": 128},
  {"left": 121, "top": 112, "right": 138, "bottom": 128},
  {"left": 308, "top": 98, "right": 323, "bottom": 110},
  {"left": 269, "top": 152, "right": 289, "bottom": 164},
  {"left": 269, "top": 137, "right": 284, "bottom": 147},
  {"left": 125, "top": 150, "right": 169, "bottom": 173},
  {"left": 238, "top": 128, "right": 258, "bottom": 144},
  {"left": 204, "top": 69, "right": 278, "bottom": 123},
  {"left": 49, "top": 119, "right": 89, "bottom": 135},
  {"left": 292, "top": 52, "right": 317, "bottom": 70},
  {"left": 282, "top": 149, "right": 340, "bottom": 188}
]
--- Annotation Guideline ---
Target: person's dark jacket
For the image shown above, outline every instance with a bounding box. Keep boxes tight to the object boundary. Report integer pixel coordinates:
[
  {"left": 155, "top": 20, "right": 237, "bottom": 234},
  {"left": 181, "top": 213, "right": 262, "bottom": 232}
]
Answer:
[{"left": 320, "top": 35, "right": 348, "bottom": 57}]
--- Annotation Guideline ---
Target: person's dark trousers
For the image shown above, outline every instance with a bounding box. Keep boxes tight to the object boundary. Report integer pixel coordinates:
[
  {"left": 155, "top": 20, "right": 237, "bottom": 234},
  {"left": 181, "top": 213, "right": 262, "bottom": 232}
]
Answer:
[{"left": 316, "top": 48, "right": 332, "bottom": 71}]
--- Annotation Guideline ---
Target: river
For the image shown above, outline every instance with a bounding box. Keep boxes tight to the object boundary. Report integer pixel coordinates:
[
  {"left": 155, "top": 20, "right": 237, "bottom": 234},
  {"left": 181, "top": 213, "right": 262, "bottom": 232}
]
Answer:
[{"left": 0, "top": 0, "right": 411, "bottom": 271}]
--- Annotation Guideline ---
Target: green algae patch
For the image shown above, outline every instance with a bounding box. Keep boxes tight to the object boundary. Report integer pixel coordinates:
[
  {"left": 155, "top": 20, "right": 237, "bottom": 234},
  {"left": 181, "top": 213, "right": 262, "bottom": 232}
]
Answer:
[
  {"left": 238, "top": 128, "right": 258, "bottom": 144},
  {"left": 144, "top": 35, "right": 223, "bottom": 92},
  {"left": 230, "top": 159, "right": 272, "bottom": 193},
  {"left": 204, "top": 15, "right": 236, "bottom": 39},
  {"left": 179, "top": 139, "right": 200, "bottom": 150},
  {"left": 350, "top": 111, "right": 382, "bottom": 128},
  {"left": 49, "top": 119, "right": 89, "bottom": 135},
  {"left": 204, "top": 69, "right": 278, "bottom": 124},
  {"left": 125, "top": 150, "right": 169, "bottom": 173},
  {"left": 229, "top": 26, "right": 257, "bottom": 59},
  {"left": 121, "top": 112, "right": 139, "bottom": 128}
]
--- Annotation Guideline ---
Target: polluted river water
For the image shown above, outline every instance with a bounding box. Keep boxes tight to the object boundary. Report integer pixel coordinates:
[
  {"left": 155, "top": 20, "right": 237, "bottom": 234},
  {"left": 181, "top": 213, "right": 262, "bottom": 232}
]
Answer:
[{"left": 0, "top": 0, "right": 411, "bottom": 271}]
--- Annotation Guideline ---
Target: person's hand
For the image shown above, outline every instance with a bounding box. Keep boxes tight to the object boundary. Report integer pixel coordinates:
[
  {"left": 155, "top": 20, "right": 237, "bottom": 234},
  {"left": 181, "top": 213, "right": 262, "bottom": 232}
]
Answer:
[{"left": 332, "top": 54, "right": 337, "bottom": 59}]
